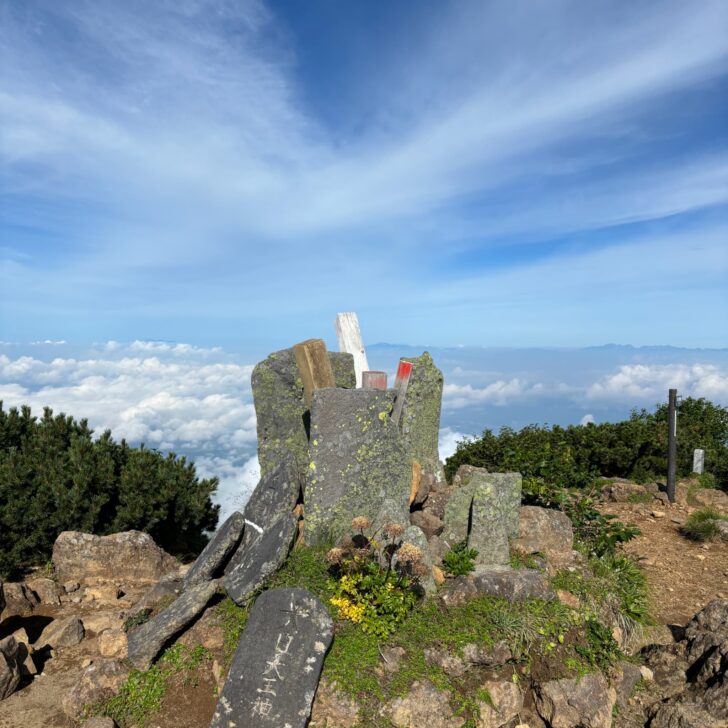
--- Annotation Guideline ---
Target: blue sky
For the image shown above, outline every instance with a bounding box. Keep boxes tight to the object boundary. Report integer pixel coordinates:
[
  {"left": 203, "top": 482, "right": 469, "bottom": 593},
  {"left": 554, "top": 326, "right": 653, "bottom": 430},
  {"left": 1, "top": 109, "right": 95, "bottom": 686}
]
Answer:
[{"left": 1, "top": 0, "right": 727, "bottom": 349}]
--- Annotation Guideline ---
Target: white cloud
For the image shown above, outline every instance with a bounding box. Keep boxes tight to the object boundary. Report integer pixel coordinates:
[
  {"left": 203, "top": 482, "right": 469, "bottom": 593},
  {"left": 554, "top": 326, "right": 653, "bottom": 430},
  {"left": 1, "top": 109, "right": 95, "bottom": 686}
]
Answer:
[
  {"left": 443, "top": 379, "right": 537, "bottom": 408},
  {"left": 438, "top": 427, "right": 472, "bottom": 461},
  {"left": 587, "top": 364, "right": 728, "bottom": 403},
  {"left": 580, "top": 414, "right": 595, "bottom": 425}
]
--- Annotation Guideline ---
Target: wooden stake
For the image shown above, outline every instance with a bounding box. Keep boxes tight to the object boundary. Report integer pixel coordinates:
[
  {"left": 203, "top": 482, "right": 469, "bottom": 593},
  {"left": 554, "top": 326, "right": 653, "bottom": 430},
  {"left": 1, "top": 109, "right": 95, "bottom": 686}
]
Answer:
[
  {"left": 335, "top": 312, "right": 369, "bottom": 387},
  {"left": 362, "top": 371, "right": 387, "bottom": 390},
  {"left": 391, "top": 359, "right": 413, "bottom": 426},
  {"left": 293, "top": 338, "right": 335, "bottom": 407}
]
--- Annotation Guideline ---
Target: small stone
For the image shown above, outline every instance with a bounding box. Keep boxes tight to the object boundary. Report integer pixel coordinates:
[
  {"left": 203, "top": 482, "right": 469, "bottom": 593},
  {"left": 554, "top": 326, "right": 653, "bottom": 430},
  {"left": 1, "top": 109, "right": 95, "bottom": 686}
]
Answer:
[
  {"left": 473, "top": 568, "right": 555, "bottom": 602},
  {"left": 35, "top": 616, "right": 85, "bottom": 649},
  {"left": 477, "top": 679, "right": 522, "bottom": 728},
  {"left": 380, "top": 646, "right": 406, "bottom": 674},
  {"left": 639, "top": 666, "right": 654, "bottom": 682},
  {"left": 652, "top": 510, "right": 666, "bottom": 518},
  {"left": 63, "top": 581, "right": 80, "bottom": 593},
  {"left": 310, "top": 678, "right": 360, "bottom": 728},
  {"left": 462, "top": 641, "right": 512, "bottom": 667}
]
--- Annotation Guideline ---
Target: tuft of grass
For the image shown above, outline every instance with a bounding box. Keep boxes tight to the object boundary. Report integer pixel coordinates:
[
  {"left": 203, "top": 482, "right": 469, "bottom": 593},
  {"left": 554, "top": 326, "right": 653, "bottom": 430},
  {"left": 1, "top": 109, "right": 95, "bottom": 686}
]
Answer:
[
  {"left": 442, "top": 541, "right": 478, "bottom": 576},
  {"left": 510, "top": 551, "right": 543, "bottom": 570},
  {"left": 96, "top": 644, "right": 211, "bottom": 728},
  {"left": 213, "top": 596, "right": 249, "bottom": 663},
  {"left": 682, "top": 507, "right": 728, "bottom": 541},
  {"left": 627, "top": 491, "right": 653, "bottom": 504},
  {"left": 698, "top": 472, "right": 717, "bottom": 490}
]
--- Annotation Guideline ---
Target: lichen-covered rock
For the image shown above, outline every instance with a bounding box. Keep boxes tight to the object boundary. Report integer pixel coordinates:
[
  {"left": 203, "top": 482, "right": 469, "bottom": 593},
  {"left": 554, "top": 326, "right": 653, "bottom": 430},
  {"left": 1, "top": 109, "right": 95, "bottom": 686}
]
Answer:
[
  {"left": 410, "top": 510, "right": 444, "bottom": 539},
  {"left": 184, "top": 511, "right": 245, "bottom": 587},
  {"left": 127, "top": 579, "right": 219, "bottom": 670},
  {"left": 535, "top": 672, "right": 616, "bottom": 728},
  {"left": 381, "top": 680, "right": 465, "bottom": 727},
  {"left": 511, "top": 506, "right": 575, "bottom": 567},
  {"left": 473, "top": 568, "right": 555, "bottom": 602},
  {"left": 53, "top": 531, "right": 178, "bottom": 584},
  {"left": 469, "top": 480, "right": 510, "bottom": 567},
  {"left": 424, "top": 647, "right": 467, "bottom": 677},
  {"left": 399, "top": 353, "right": 444, "bottom": 477},
  {"left": 476, "top": 679, "right": 522, "bottom": 728},
  {"left": 310, "top": 679, "right": 361, "bottom": 727},
  {"left": 35, "top": 616, "right": 85, "bottom": 649},
  {"left": 306, "top": 388, "right": 411, "bottom": 545},
  {"left": 62, "top": 659, "right": 129, "bottom": 718},
  {"left": 0, "top": 637, "right": 21, "bottom": 701},
  {"left": 650, "top": 701, "right": 722, "bottom": 728},
  {"left": 252, "top": 347, "right": 355, "bottom": 482}
]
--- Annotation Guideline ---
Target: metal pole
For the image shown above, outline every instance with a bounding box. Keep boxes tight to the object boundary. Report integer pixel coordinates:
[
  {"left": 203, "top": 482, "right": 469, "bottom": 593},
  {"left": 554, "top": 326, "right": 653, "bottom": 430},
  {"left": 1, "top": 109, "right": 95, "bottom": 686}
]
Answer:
[{"left": 667, "top": 388, "right": 677, "bottom": 503}]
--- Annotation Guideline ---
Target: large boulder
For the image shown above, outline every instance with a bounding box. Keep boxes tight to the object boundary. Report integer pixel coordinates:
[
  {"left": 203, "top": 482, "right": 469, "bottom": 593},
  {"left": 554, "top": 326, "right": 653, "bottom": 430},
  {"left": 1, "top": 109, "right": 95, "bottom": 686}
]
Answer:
[
  {"left": 535, "top": 672, "right": 616, "bottom": 728},
  {"left": 399, "top": 353, "right": 444, "bottom": 478},
  {"left": 252, "top": 347, "right": 355, "bottom": 483},
  {"left": 0, "top": 582, "right": 38, "bottom": 620},
  {"left": 209, "top": 588, "right": 333, "bottom": 728},
  {"left": 0, "top": 637, "right": 21, "bottom": 701},
  {"left": 53, "top": 531, "right": 179, "bottom": 585},
  {"left": 306, "top": 388, "right": 411, "bottom": 545},
  {"left": 511, "top": 506, "right": 575, "bottom": 567}
]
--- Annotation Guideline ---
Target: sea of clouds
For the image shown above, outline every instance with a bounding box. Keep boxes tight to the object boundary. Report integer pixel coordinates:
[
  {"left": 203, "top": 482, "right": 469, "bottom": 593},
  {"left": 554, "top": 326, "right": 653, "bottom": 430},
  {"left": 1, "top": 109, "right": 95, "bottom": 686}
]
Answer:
[{"left": 1, "top": 341, "right": 726, "bottom": 524}]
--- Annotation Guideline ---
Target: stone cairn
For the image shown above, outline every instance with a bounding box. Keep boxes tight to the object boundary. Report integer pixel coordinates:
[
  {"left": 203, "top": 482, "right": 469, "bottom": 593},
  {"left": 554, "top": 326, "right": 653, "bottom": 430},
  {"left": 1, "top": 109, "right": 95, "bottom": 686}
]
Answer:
[{"left": 123, "top": 314, "right": 526, "bottom": 727}]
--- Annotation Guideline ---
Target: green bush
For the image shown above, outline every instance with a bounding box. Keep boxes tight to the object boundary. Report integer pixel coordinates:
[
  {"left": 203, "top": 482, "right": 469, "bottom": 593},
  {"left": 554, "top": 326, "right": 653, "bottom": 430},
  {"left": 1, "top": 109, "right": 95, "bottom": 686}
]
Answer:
[
  {"left": 445, "top": 397, "right": 728, "bottom": 489},
  {"left": 0, "top": 403, "right": 219, "bottom": 578},
  {"left": 442, "top": 541, "right": 478, "bottom": 576},
  {"left": 682, "top": 507, "right": 728, "bottom": 542}
]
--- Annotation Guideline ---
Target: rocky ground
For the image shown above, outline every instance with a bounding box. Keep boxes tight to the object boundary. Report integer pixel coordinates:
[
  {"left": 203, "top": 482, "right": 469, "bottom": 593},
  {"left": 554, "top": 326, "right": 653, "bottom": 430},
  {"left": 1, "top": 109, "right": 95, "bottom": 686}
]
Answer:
[{"left": 2, "top": 476, "right": 728, "bottom": 728}]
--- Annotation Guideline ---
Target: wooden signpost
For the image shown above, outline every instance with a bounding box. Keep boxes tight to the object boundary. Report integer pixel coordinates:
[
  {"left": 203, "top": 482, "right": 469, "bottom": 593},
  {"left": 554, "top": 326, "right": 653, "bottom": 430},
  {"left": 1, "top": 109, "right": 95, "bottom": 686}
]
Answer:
[
  {"left": 390, "top": 359, "right": 413, "bottom": 426},
  {"left": 293, "top": 338, "right": 335, "bottom": 407},
  {"left": 335, "top": 312, "right": 369, "bottom": 388}
]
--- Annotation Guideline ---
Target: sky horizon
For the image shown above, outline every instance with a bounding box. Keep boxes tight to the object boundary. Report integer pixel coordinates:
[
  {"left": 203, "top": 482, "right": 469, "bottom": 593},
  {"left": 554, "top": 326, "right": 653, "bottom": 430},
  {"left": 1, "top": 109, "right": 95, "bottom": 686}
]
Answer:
[{"left": 1, "top": 0, "right": 727, "bottom": 348}]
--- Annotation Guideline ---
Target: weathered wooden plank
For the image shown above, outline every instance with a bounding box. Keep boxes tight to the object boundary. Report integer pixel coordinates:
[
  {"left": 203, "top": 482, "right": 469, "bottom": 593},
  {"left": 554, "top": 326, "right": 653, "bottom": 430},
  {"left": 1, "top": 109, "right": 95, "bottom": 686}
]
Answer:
[
  {"left": 293, "top": 338, "right": 335, "bottom": 407},
  {"left": 390, "top": 359, "right": 413, "bottom": 426},
  {"left": 335, "top": 312, "right": 369, "bottom": 387},
  {"left": 362, "top": 371, "right": 387, "bottom": 389}
]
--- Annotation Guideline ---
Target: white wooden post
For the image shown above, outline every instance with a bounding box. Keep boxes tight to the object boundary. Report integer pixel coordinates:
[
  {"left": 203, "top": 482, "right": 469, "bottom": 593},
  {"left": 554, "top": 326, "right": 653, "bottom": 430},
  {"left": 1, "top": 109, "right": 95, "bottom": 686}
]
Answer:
[{"left": 335, "top": 312, "right": 369, "bottom": 388}]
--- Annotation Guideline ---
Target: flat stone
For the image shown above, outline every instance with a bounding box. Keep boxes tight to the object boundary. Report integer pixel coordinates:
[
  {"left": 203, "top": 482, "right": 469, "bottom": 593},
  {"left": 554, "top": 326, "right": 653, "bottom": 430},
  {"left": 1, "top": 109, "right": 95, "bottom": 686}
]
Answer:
[
  {"left": 35, "top": 616, "right": 85, "bottom": 649},
  {"left": 128, "top": 572, "right": 184, "bottom": 617},
  {"left": 306, "top": 388, "right": 411, "bottom": 545},
  {"left": 535, "top": 672, "right": 616, "bottom": 728},
  {"left": 251, "top": 347, "right": 355, "bottom": 483},
  {"left": 398, "top": 353, "right": 444, "bottom": 478},
  {"left": 470, "top": 480, "right": 510, "bottom": 567},
  {"left": 473, "top": 568, "right": 555, "bottom": 602},
  {"left": 226, "top": 453, "right": 302, "bottom": 575},
  {"left": 0, "top": 636, "right": 21, "bottom": 701},
  {"left": 511, "top": 506, "right": 575, "bottom": 567},
  {"left": 209, "top": 587, "right": 333, "bottom": 728},
  {"left": 477, "top": 679, "right": 523, "bottom": 728},
  {"left": 224, "top": 513, "right": 297, "bottom": 606},
  {"left": 185, "top": 511, "right": 245, "bottom": 587},
  {"left": 127, "top": 579, "right": 218, "bottom": 670}
]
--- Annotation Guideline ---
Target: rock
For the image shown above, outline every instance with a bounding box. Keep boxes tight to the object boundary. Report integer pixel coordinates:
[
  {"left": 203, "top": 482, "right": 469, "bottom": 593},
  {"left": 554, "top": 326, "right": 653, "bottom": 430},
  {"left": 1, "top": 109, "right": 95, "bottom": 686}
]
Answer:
[
  {"left": 650, "top": 701, "right": 723, "bottom": 728},
  {"left": 442, "top": 468, "right": 520, "bottom": 566},
  {"left": 226, "top": 453, "right": 303, "bottom": 574},
  {"left": 424, "top": 647, "right": 467, "bottom": 676},
  {"left": 84, "top": 718, "right": 118, "bottom": 728},
  {"left": 439, "top": 576, "right": 478, "bottom": 608},
  {"left": 716, "top": 521, "right": 728, "bottom": 540},
  {"left": 35, "top": 616, "right": 85, "bottom": 649},
  {"left": 410, "top": 510, "right": 444, "bottom": 539},
  {"left": 380, "top": 646, "right": 406, "bottom": 674},
  {"left": 396, "top": 526, "right": 436, "bottom": 595},
  {"left": 63, "top": 581, "right": 80, "bottom": 593},
  {"left": 640, "top": 666, "right": 654, "bottom": 682},
  {"left": 0, "top": 637, "right": 21, "bottom": 701},
  {"left": 652, "top": 510, "right": 666, "bottom": 519},
  {"left": 82, "top": 612, "right": 124, "bottom": 634},
  {"left": 691, "top": 488, "right": 728, "bottom": 511},
  {"left": 476, "top": 679, "right": 523, "bottom": 728},
  {"left": 398, "top": 353, "right": 444, "bottom": 478},
  {"left": 224, "top": 513, "right": 297, "bottom": 605},
  {"left": 26, "top": 577, "right": 61, "bottom": 605},
  {"left": 511, "top": 506, "right": 575, "bottom": 568},
  {"left": 98, "top": 629, "right": 128, "bottom": 658},
  {"left": 62, "top": 659, "right": 129, "bottom": 718},
  {"left": 535, "top": 672, "right": 616, "bottom": 728},
  {"left": 127, "top": 579, "right": 218, "bottom": 670},
  {"left": 462, "top": 641, "right": 513, "bottom": 667},
  {"left": 556, "top": 589, "right": 580, "bottom": 609},
  {"left": 84, "top": 584, "right": 123, "bottom": 603},
  {"left": 10, "top": 630, "right": 36, "bottom": 677},
  {"left": 53, "top": 531, "right": 178, "bottom": 584},
  {"left": 0, "top": 582, "right": 4, "bottom": 615},
  {"left": 306, "top": 388, "right": 411, "bottom": 545},
  {"left": 184, "top": 511, "right": 245, "bottom": 587},
  {"left": 381, "top": 680, "right": 465, "bottom": 728},
  {"left": 310, "top": 679, "right": 360, "bottom": 727},
  {"left": 209, "top": 588, "right": 333, "bottom": 728},
  {"left": 252, "top": 346, "right": 355, "bottom": 483},
  {"left": 614, "top": 661, "right": 643, "bottom": 707},
  {"left": 129, "top": 572, "right": 184, "bottom": 617},
  {"left": 601, "top": 480, "right": 655, "bottom": 503},
  {"left": 0, "top": 582, "right": 38, "bottom": 620},
  {"left": 473, "top": 568, "right": 555, "bottom": 602}
]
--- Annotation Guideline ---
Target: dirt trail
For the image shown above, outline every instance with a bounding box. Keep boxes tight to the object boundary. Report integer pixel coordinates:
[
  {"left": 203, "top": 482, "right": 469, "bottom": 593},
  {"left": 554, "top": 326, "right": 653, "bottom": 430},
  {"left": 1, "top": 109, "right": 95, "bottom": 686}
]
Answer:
[{"left": 600, "top": 499, "right": 728, "bottom": 626}]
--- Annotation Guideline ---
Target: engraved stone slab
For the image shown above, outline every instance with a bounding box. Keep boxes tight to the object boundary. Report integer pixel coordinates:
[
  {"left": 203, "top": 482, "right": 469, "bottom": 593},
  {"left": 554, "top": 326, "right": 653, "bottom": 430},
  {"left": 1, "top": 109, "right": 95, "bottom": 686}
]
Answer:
[
  {"left": 127, "top": 579, "right": 218, "bottom": 670},
  {"left": 252, "top": 348, "right": 355, "bottom": 482},
  {"left": 305, "top": 388, "right": 411, "bottom": 545},
  {"left": 209, "top": 587, "right": 333, "bottom": 728},
  {"left": 225, "top": 454, "right": 302, "bottom": 576},
  {"left": 184, "top": 511, "right": 245, "bottom": 588},
  {"left": 693, "top": 449, "right": 705, "bottom": 474},
  {"left": 224, "top": 513, "right": 297, "bottom": 606}
]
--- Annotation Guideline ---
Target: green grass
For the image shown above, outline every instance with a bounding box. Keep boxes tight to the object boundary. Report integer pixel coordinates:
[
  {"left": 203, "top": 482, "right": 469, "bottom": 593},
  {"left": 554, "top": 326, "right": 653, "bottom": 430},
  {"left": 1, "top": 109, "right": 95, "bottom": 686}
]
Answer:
[
  {"left": 682, "top": 507, "right": 728, "bottom": 541},
  {"left": 509, "top": 551, "right": 543, "bottom": 570},
  {"left": 95, "top": 644, "right": 211, "bottom": 728},
  {"left": 627, "top": 491, "right": 653, "bottom": 504}
]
